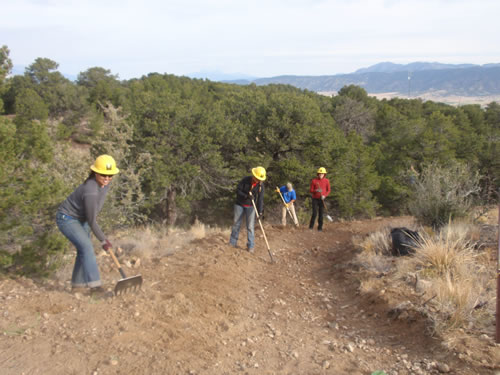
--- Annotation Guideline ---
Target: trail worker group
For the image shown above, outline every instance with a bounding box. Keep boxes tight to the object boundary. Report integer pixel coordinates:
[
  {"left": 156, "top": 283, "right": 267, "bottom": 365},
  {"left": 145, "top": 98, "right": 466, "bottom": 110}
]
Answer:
[{"left": 56, "top": 158, "right": 332, "bottom": 297}]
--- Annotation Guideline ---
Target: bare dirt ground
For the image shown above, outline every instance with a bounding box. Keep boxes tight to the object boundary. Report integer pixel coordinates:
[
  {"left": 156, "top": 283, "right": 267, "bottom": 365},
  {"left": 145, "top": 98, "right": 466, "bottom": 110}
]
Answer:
[{"left": 1, "top": 217, "right": 498, "bottom": 375}]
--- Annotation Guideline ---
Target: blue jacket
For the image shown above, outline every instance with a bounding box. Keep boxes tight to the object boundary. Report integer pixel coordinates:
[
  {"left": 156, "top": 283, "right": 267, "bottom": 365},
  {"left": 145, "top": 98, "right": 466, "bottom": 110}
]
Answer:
[{"left": 279, "top": 186, "right": 296, "bottom": 203}]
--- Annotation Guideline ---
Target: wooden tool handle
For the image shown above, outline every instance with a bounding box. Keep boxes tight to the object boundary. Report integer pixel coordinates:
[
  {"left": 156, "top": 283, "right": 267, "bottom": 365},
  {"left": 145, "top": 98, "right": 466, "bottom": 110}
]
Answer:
[{"left": 108, "top": 247, "right": 127, "bottom": 279}]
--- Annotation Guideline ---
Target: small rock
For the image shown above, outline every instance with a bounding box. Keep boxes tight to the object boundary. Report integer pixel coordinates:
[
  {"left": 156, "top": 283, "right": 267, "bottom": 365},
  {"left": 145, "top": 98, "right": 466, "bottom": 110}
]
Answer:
[
  {"left": 322, "top": 360, "right": 330, "bottom": 369},
  {"left": 367, "top": 338, "right": 375, "bottom": 345},
  {"left": 110, "top": 360, "right": 118, "bottom": 366},
  {"left": 416, "top": 279, "right": 432, "bottom": 293},
  {"left": 291, "top": 351, "right": 299, "bottom": 359},
  {"left": 43, "top": 313, "right": 49, "bottom": 320},
  {"left": 398, "top": 311, "right": 409, "bottom": 320},
  {"left": 327, "top": 322, "right": 339, "bottom": 330},
  {"left": 345, "top": 343, "right": 355, "bottom": 353},
  {"left": 437, "top": 362, "right": 450, "bottom": 373},
  {"left": 74, "top": 292, "right": 83, "bottom": 300}
]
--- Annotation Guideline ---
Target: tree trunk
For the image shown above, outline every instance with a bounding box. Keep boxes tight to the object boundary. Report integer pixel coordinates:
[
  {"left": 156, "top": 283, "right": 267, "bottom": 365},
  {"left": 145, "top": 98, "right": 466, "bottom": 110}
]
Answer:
[{"left": 166, "top": 188, "right": 177, "bottom": 226}]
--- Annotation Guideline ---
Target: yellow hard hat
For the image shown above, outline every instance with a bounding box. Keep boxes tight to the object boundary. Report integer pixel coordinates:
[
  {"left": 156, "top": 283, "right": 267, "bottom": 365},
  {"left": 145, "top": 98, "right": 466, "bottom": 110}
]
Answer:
[
  {"left": 90, "top": 155, "right": 120, "bottom": 175},
  {"left": 252, "top": 166, "right": 266, "bottom": 181},
  {"left": 317, "top": 167, "right": 327, "bottom": 174}
]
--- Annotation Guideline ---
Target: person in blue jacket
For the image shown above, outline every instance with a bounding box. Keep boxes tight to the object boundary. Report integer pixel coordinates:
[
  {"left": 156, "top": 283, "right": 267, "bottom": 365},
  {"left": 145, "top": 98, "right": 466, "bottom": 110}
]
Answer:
[{"left": 276, "top": 182, "right": 299, "bottom": 227}]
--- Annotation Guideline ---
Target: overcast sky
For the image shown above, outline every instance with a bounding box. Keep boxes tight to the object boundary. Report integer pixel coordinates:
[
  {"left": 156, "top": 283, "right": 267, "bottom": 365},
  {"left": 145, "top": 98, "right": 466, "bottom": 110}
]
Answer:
[{"left": 2, "top": 0, "right": 499, "bottom": 79}]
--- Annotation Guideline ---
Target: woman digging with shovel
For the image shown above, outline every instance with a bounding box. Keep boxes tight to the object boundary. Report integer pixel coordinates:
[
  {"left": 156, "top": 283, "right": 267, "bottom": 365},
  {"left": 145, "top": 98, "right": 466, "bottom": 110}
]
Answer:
[
  {"left": 56, "top": 155, "right": 119, "bottom": 297},
  {"left": 309, "top": 167, "right": 331, "bottom": 232}
]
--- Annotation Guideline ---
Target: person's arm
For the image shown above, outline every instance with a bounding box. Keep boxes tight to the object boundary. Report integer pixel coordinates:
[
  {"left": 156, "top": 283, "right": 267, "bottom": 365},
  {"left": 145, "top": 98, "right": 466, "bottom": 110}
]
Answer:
[
  {"left": 290, "top": 190, "right": 297, "bottom": 203},
  {"left": 325, "top": 179, "right": 331, "bottom": 197},
  {"left": 83, "top": 193, "right": 107, "bottom": 242},
  {"left": 236, "top": 178, "right": 249, "bottom": 199},
  {"left": 309, "top": 180, "right": 315, "bottom": 194}
]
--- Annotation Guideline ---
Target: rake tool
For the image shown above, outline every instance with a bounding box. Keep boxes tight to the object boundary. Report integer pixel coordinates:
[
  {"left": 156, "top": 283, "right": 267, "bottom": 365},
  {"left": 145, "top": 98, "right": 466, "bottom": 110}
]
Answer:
[
  {"left": 249, "top": 193, "right": 275, "bottom": 263},
  {"left": 276, "top": 187, "right": 299, "bottom": 227},
  {"left": 108, "top": 247, "right": 143, "bottom": 295}
]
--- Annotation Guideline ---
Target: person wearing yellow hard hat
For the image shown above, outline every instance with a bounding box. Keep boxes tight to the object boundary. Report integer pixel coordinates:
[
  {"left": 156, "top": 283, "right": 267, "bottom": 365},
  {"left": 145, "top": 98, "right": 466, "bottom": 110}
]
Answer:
[
  {"left": 56, "top": 155, "right": 119, "bottom": 296},
  {"left": 229, "top": 166, "right": 266, "bottom": 253},
  {"left": 309, "top": 167, "right": 331, "bottom": 231}
]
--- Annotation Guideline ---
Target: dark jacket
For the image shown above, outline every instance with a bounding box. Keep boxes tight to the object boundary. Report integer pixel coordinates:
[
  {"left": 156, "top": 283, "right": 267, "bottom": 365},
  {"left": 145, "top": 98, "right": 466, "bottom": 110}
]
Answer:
[{"left": 235, "top": 176, "right": 264, "bottom": 214}]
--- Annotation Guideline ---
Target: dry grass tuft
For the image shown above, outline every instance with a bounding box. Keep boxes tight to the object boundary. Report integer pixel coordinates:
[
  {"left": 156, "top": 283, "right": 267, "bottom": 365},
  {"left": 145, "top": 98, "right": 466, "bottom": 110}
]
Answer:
[
  {"left": 114, "top": 221, "right": 231, "bottom": 259},
  {"left": 399, "top": 221, "right": 494, "bottom": 335},
  {"left": 354, "top": 219, "right": 418, "bottom": 273},
  {"left": 412, "top": 224, "right": 477, "bottom": 278},
  {"left": 354, "top": 219, "right": 495, "bottom": 338}
]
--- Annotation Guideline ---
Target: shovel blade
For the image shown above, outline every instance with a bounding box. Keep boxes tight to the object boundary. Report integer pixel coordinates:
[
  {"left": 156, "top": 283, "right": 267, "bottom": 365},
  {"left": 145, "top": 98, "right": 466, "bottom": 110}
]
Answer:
[{"left": 114, "top": 275, "right": 143, "bottom": 296}]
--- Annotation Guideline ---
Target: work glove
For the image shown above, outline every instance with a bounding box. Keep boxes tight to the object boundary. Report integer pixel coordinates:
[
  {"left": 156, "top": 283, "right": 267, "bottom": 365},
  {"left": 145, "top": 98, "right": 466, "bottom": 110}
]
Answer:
[
  {"left": 275, "top": 187, "right": 280, "bottom": 193},
  {"left": 286, "top": 202, "right": 291, "bottom": 208},
  {"left": 258, "top": 212, "right": 264, "bottom": 220},
  {"left": 321, "top": 195, "right": 325, "bottom": 200},
  {"left": 102, "top": 239, "right": 112, "bottom": 251}
]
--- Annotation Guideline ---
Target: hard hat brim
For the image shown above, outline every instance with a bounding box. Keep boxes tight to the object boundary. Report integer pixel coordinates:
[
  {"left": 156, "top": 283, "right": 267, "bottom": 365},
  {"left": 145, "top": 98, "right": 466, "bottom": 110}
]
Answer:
[{"left": 90, "top": 165, "right": 120, "bottom": 175}]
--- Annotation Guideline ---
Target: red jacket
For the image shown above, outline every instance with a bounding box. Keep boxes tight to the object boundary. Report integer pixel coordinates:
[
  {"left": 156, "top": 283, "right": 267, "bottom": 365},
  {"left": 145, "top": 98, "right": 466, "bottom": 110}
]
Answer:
[{"left": 310, "top": 177, "right": 331, "bottom": 199}]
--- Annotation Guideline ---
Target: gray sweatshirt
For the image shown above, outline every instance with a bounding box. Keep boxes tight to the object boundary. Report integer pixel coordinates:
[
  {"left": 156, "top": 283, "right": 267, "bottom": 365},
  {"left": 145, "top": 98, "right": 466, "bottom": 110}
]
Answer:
[{"left": 58, "top": 178, "right": 110, "bottom": 242}]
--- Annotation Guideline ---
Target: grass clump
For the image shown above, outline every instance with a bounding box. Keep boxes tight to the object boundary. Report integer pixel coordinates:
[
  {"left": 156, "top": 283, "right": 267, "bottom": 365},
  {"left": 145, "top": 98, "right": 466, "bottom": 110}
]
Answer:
[{"left": 402, "top": 221, "right": 494, "bottom": 335}]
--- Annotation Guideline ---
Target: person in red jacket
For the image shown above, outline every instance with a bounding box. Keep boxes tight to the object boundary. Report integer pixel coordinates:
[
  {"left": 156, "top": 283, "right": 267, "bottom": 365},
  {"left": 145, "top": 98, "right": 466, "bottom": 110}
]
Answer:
[{"left": 309, "top": 167, "right": 330, "bottom": 231}]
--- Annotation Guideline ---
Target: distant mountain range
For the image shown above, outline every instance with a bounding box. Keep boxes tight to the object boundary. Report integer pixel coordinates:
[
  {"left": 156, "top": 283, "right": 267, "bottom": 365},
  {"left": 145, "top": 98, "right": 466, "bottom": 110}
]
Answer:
[
  {"left": 225, "top": 62, "right": 500, "bottom": 96},
  {"left": 187, "top": 70, "right": 257, "bottom": 82}
]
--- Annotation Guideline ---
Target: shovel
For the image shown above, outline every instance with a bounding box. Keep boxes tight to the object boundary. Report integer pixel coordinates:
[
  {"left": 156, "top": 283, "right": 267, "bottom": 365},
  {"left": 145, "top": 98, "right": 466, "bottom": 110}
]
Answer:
[
  {"left": 108, "top": 247, "right": 143, "bottom": 295},
  {"left": 249, "top": 193, "right": 275, "bottom": 263},
  {"left": 322, "top": 199, "right": 334, "bottom": 222},
  {"left": 276, "top": 186, "right": 299, "bottom": 227}
]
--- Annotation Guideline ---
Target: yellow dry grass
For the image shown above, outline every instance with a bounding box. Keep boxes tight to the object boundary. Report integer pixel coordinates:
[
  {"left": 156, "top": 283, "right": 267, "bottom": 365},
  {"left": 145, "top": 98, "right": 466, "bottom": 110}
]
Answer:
[
  {"left": 355, "top": 219, "right": 496, "bottom": 337},
  {"left": 114, "top": 221, "right": 230, "bottom": 258},
  {"left": 400, "top": 221, "right": 494, "bottom": 334}
]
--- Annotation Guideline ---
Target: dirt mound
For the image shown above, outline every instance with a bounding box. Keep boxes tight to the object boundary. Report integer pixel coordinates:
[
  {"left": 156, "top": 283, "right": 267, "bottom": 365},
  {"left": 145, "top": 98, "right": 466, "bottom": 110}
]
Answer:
[{"left": 0, "top": 218, "right": 497, "bottom": 374}]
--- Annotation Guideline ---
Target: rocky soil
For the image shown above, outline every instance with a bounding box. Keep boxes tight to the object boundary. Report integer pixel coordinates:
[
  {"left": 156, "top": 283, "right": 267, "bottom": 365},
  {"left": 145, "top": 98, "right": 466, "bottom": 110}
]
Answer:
[{"left": 1, "top": 217, "right": 498, "bottom": 374}]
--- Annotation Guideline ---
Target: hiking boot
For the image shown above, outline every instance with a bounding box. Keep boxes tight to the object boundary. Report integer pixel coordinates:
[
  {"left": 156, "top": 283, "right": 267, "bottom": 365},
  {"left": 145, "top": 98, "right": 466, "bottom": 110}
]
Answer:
[
  {"left": 71, "top": 285, "right": 87, "bottom": 293},
  {"left": 247, "top": 247, "right": 255, "bottom": 254},
  {"left": 90, "top": 286, "right": 112, "bottom": 299}
]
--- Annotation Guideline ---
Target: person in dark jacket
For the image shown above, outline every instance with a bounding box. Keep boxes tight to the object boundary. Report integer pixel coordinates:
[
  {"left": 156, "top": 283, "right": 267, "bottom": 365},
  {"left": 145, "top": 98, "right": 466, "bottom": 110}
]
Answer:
[
  {"left": 56, "top": 155, "right": 119, "bottom": 295},
  {"left": 229, "top": 166, "right": 266, "bottom": 253},
  {"left": 309, "top": 167, "right": 331, "bottom": 231}
]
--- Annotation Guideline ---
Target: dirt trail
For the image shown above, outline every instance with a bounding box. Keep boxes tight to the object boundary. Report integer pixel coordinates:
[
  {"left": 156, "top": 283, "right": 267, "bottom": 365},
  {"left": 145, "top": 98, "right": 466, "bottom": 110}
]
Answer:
[{"left": 0, "top": 218, "right": 495, "bottom": 374}]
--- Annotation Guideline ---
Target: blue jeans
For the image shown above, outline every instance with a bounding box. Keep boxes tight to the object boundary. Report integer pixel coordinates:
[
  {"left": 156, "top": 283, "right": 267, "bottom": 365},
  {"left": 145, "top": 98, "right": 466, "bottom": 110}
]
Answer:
[
  {"left": 229, "top": 204, "right": 255, "bottom": 249},
  {"left": 56, "top": 211, "right": 102, "bottom": 288}
]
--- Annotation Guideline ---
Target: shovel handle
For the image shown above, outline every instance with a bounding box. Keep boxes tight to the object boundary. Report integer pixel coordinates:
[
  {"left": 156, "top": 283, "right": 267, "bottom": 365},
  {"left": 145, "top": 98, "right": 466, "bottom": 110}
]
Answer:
[
  {"left": 277, "top": 186, "right": 294, "bottom": 218},
  {"left": 108, "top": 247, "right": 127, "bottom": 279},
  {"left": 250, "top": 197, "right": 274, "bottom": 263}
]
